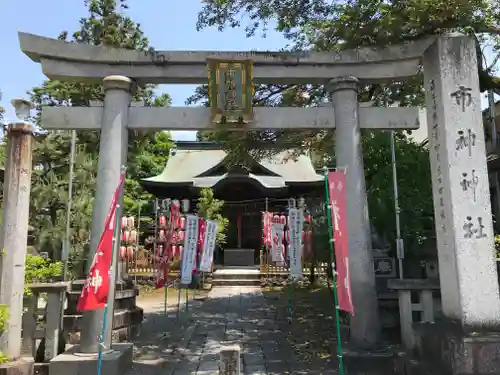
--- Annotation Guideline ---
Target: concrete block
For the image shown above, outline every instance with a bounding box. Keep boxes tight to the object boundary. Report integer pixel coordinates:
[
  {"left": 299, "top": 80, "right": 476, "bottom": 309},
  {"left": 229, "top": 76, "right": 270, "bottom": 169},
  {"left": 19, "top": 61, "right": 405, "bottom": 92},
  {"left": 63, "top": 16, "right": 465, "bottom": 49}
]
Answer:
[{"left": 49, "top": 343, "right": 132, "bottom": 375}]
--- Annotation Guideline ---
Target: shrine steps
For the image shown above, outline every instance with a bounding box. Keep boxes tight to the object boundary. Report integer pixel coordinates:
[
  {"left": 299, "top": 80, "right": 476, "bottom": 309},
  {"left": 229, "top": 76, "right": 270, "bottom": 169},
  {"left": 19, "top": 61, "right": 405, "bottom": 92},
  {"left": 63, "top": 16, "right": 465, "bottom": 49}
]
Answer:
[{"left": 212, "top": 267, "right": 261, "bottom": 287}]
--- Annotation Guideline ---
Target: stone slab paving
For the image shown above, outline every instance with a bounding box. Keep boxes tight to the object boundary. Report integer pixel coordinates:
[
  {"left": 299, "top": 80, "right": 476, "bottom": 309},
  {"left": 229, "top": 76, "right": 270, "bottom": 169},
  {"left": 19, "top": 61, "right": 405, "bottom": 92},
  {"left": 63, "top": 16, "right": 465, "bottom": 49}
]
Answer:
[{"left": 125, "top": 286, "right": 340, "bottom": 375}]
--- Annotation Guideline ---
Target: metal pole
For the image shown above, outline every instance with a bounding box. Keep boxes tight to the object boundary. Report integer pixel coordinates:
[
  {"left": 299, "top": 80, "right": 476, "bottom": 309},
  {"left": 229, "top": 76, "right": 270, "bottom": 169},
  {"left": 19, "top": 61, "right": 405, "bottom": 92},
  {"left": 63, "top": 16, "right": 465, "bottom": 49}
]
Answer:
[
  {"left": 136, "top": 202, "right": 141, "bottom": 285},
  {"left": 265, "top": 197, "right": 269, "bottom": 281},
  {"left": 390, "top": 132, "right": 404, "bottom": 279},
  {"left": 104, "top": 169, "right": 126, "bottom": 345},
  {"left": 62, "top": 130, "right": 77, "bottom": 279},
  {"left": 154, "top": 198, "right": 158, "bottom": 275}
]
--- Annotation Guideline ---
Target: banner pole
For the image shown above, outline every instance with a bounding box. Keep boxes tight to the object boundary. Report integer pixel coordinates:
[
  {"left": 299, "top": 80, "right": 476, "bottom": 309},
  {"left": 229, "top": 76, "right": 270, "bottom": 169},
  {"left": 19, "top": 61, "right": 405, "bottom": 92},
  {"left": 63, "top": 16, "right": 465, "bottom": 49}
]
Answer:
[
  {"left": 164, "top": 199, "right": 171, "bottom": 333},
  {"left": 323, "top": 170, "right": 345, "bottom": 375},
  {"left": 265, "top": 198, "right": 270, "bottom": 281},
  {"left": 97, "top": 203, "right": 122, "bottom": 375},
  {"left": 286, "top": 199, "right": 293, "bottom": 322}
]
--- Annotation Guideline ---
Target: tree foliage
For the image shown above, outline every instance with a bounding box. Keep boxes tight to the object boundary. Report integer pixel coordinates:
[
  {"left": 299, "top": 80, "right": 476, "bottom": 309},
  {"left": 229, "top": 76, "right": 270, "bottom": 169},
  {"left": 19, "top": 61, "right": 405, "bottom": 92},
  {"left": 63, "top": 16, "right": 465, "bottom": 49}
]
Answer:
[
  {"left": 191, "top": 0, "right": 474, "bottom": 252},
  {"left": 193, "top": 0, "right": 500, "bottom": 162},
  {"left": 18, "top": 0, "right": 173, "bottom": 266},
  {"left": 196, "top": 188, "right": 229, "bottom": 246}
]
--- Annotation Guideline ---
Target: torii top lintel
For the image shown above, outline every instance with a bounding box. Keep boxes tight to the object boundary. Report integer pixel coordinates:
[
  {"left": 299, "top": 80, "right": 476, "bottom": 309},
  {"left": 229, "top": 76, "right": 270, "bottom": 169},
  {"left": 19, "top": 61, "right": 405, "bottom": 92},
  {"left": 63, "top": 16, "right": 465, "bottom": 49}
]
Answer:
[{"left": 18, "top": 32, "right": 437, "bottom": 85}]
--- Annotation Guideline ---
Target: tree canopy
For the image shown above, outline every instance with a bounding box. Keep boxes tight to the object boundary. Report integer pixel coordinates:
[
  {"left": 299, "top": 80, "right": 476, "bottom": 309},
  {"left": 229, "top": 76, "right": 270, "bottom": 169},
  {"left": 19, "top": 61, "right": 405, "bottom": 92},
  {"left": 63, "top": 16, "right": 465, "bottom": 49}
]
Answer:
[
  {"left": 20, "top": 0, "right": 173, "bottom": 267},
  {"left": 190, "top": 0, "right": 499, "bottom": 251}
]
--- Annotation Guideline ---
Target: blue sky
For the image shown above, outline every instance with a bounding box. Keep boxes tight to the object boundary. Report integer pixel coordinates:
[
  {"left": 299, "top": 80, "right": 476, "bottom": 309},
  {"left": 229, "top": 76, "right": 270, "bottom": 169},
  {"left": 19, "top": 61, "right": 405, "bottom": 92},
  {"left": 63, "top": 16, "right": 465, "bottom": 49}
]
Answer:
[
  {"left": 0, "top": 0, "right": 287, "bottom": 141},
  {"left": 0, "top": 0, "right": 497, "bottom": 141}
]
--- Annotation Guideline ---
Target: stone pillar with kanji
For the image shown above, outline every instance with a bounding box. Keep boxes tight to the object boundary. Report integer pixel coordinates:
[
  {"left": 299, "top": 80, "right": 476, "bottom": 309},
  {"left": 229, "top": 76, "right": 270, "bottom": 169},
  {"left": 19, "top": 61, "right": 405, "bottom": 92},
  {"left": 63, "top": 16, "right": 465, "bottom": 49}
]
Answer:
[{"left": 419, "top": 34, "right": 500, "bottom": 374}]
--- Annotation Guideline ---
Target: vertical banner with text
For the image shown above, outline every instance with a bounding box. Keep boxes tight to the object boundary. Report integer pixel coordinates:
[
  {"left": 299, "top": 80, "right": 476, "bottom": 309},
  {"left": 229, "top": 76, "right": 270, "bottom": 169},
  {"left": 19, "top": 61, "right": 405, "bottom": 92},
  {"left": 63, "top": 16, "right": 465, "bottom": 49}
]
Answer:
[
  {"left": 200, "top": 219, "right": 218, "bottom": 272},
  {"left": 328, "top": 171, "right": 354, "bottom": 314},
  {"left": 288, "top": 208, "right": 304, "bottom": 279},
  {"left": 180, "top": 215, "right": 199, "bottom": 285},
  {"left": 271, "top": 223, "right": 284, "bottom": 262}
]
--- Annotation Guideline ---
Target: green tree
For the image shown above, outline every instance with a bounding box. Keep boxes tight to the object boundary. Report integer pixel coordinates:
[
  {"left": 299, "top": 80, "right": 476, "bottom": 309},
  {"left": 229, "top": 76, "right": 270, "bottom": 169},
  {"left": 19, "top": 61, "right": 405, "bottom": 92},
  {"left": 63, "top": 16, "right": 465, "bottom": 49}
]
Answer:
[
  {"left": 196, "top": 188, "right": 229, "bottom": 246},
  {"left": 24, "top": 0, "right": 172, "bottom": 266},
  {"left": 189, "top": 0, "right": 473, "bottom": 253}
]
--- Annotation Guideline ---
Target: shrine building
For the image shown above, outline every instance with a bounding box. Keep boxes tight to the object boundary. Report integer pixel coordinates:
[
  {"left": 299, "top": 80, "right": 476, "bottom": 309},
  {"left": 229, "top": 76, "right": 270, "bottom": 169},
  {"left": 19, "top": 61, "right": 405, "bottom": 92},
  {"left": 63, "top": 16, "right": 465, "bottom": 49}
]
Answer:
[{"left": 140, "top": 141, "right": 324, "bottom": 267}]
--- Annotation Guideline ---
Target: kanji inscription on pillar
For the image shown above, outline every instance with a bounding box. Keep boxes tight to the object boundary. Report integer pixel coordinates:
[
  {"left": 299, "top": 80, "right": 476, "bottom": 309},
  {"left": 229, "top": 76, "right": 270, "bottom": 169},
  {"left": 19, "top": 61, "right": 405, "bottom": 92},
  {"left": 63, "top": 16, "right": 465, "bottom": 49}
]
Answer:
[{"left": 423, "top": 35, "right": 500, "bottom": 324}]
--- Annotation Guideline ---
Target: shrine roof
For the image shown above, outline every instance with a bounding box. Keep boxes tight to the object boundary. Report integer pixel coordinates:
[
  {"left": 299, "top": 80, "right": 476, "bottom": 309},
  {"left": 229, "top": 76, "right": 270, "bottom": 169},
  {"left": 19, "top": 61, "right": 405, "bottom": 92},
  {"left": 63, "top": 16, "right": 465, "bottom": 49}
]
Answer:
[{"left": 141, "top": 143, "right": 324, "bottom": 189}]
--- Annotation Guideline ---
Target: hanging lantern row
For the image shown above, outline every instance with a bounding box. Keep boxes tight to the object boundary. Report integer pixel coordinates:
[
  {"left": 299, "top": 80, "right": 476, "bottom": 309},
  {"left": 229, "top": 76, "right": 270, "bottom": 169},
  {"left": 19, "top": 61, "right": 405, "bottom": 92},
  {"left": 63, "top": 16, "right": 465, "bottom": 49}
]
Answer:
[
  {"left": 158, "top": 229, "right": 185, "bottom": 243},
  {"left": 267, "top": 213, "right": 312, "bottom": 227},
  {"left": 121, "top": 216, "right": 136, "bottom": 229},
  {"left": 119, "top": 246, "right": 135, "bottom": 259},
  {"left": 121, "top": 229, "right": 138, "bottom": 244},
  {"left": 158, "top": 215, "right": 186, "bottom": 230},
  {"left": 156, "top": 244, "right": 184, "bottom": 258}
]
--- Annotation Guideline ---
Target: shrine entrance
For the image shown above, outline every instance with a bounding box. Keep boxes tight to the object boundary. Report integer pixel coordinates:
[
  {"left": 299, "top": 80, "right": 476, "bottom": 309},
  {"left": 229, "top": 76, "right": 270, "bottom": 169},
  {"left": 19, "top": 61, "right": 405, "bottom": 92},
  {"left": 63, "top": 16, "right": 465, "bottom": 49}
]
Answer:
[{"left": 14, "top": 32, "right": 500, "bottom": 371}]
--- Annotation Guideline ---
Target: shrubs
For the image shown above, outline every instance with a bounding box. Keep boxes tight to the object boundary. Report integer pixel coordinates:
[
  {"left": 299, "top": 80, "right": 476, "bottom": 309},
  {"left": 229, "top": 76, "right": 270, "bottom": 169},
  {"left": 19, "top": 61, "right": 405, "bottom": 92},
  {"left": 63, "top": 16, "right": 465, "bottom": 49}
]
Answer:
[{"left": 24, "top": 254, "right": 63, "bottom": 295}]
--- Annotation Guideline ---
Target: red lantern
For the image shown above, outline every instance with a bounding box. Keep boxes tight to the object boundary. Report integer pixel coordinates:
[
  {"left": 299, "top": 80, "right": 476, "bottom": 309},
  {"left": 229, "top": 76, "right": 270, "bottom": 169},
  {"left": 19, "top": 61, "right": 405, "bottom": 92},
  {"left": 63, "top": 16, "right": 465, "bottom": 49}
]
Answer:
[
  {"left": 127, "top": 246, "right": 134, "bottom": 258},
  {"left": 305, "top": 215, "right": 312, "bottom": 223},
  {"left": 121, "top": 216, "right": 128, "bottom": 229},
  {"left": 171, "top": 245, "right": 177, "bottom": 257},
  {"left": 129, "top": 230, "right": 137, "bottom": 243},
  {"left": 273, "top": 215, "right": 280, "bottom": 224},
  {"left": 121, "top": 230, "right": 130, "bottom": 244},
  {"left": 159, "top": 216, "right": 167, "bottom": 228},
  {"left": 179, "top": 230, "right": 185, "bottom": 242},
  {"left": 119, "top": 246, "right": 127, "bottom": 259},
  {"left": 159, "top": 230, "right": 166, "bottom": 241},
  {"left": 280, "top": 215, "right": 286, "bottom": 225},
  {"left": 179, "top": 217, "right": 186, "bottom": 230}
]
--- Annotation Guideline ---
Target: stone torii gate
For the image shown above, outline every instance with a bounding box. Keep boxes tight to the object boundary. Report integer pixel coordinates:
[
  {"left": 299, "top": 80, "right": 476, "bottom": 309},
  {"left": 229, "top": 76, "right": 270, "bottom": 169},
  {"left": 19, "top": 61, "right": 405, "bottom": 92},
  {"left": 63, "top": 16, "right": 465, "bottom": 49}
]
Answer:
[{"left": 16, "top": 31, "right": 500, "bottom": 373}]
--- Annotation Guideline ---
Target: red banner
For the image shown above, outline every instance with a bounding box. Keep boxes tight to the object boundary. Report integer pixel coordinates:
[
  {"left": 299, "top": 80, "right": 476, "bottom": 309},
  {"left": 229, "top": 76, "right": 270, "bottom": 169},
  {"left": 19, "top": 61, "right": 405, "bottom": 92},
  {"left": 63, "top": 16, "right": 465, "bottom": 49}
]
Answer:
[
  {"left": 262, "top": 212, "right": 273, "bottom": 247},
  {"left": 328, "top": 171, "right": 354, "bottom": 315},
  {"left": 77, "top": 171, "right": 126, "bottom": 312},
  {"left": 195, "top": 217, "right": 206, "bottom": 273}
]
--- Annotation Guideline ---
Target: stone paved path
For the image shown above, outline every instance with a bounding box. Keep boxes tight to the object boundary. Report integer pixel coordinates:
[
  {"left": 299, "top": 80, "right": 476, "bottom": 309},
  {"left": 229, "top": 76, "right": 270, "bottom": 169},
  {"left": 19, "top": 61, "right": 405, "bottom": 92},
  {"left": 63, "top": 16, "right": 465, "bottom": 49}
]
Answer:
[{"left": 127, "top": 286, "right": 339, "bottom": 375}]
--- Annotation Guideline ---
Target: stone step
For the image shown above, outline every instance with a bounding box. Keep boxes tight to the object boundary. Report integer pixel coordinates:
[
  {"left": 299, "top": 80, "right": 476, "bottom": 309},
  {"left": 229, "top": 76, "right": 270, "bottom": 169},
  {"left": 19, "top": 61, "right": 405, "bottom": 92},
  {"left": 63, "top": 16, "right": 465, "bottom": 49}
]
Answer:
[
  {"left": 212, "top": 272, "right": 260, "bottom": 280},
  {"left": 212, "top": 278, "right": 261, "bottom": 287}
]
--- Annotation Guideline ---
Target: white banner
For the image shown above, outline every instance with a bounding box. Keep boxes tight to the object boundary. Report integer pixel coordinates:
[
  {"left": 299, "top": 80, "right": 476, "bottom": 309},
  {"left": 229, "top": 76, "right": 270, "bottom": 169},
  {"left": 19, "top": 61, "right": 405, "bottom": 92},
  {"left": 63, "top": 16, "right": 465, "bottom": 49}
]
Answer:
[
  {"left": 180, "top": 214, "right": 199, "bottom": 284},
  {"left": 288, "top": 208, "right": 304, "bottom": 279},
  {"left": 271, "top": 223, "right": 284, "bottom": 262},
  {"left": 199, "top": 219, "right": 218, "bottom": 272}
]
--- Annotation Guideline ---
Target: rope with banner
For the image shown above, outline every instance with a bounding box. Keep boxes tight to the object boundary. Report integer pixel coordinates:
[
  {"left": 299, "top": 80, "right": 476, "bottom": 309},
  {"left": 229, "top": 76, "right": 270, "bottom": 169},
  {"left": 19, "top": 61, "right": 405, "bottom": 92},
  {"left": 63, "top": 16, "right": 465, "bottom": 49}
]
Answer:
[{"left": 323, "top": 169, "right": 346, "bottom": 375}]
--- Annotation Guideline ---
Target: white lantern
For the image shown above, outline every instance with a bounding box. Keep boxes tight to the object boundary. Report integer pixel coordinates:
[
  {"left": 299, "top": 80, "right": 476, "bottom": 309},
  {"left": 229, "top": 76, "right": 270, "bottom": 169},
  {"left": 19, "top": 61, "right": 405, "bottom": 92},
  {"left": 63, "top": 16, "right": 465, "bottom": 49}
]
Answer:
[
  {"left": 127, "top": 216, "right": 135, "bottom": 229},
  {"left": 129, "top": 229, "right": 137, "bottom": 243}
]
